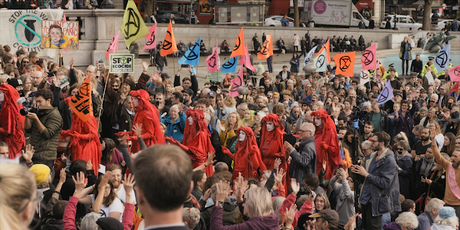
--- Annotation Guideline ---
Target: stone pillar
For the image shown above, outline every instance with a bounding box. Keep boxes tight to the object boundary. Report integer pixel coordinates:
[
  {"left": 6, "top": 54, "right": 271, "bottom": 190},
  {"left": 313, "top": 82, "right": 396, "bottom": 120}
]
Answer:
[{"left": 373, "top": 0, "right": 385, "bottom": 25}]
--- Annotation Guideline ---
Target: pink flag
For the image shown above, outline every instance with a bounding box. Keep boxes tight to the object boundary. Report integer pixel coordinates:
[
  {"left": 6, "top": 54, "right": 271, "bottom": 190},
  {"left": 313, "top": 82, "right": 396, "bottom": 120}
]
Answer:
[
  {"left": 143, "top": 23, "right": 157, "bottom": 50},
  {"left": 244, "top": 44, "right": 256, "bottom": 72},
  {"left": 449, "top": 65, "right": 460, "bottom": 82},
  {"left": 229, "top": 67, "right": 245, "bottom": 97},
  {"left": 105, "top": 31, "right": 120, "bottom": 59},
  {"left": 361, "top": 43, "right": 377, "bottom": 70},
  {"left": 206, "top": 40, "right": 220, "bottom": 74}
]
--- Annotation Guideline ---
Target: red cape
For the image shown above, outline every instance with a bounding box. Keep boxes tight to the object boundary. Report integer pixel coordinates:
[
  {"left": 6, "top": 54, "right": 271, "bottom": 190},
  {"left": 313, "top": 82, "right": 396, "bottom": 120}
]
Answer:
[
  {"left": 0, "top": 84, "right": 25, "bottom": 158},
  {"left": 61, "top": 114, "right": 102, "bottom": 174},
  {"left": 233, "top": 126, "right": 266, "bottom": 182},
  {"left": 116, "top": 89, "right": 165, "bottom": 153},
  {"left": 311, "top": 109, "right": 341, "bottom": 180}
]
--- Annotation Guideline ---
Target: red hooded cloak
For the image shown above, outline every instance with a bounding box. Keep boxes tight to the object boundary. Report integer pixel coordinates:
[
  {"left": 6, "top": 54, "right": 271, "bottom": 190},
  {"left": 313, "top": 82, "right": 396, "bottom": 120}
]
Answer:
[
  {"left": 311, "top": 109, "right": 341, "bottom": 180},
  {"left": 61, "top": 113, "right": 102, "bottom": 173},
  {"left": 181, "top": 109, "right": 215, "bottom": 176},
  {"left": 260, "top": 114, "right": 288, "bottom": 193},
  {"left": 116, "top": 89, "right": 165, "bottom": 153},
  {"left": 232, "top": 126, "right": 267, "bottom": 182},
  {"left": 0, "top": 84, "right": 25, "bottom": 158}
]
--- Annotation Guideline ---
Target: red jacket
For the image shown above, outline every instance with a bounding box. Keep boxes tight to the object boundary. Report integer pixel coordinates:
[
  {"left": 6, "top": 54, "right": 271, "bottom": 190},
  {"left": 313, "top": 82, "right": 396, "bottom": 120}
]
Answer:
[
  {"left": 233, "top": 126, "right": 266, "bottom": 181},
  {"left": 0, "top": 84, "right": 25, "bottom": 158}
]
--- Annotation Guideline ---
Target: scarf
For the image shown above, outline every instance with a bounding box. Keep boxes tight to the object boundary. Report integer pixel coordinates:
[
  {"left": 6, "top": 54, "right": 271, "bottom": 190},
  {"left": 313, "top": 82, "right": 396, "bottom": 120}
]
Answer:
[
  {"left": 396, "top": 151, "right": 411, "bottom": 161},
  {"left": 420, "top": 157, "right": 435, "bottom": 178},
  {"left": 448, "top": 163, "right": 460, "bottom": 200}
]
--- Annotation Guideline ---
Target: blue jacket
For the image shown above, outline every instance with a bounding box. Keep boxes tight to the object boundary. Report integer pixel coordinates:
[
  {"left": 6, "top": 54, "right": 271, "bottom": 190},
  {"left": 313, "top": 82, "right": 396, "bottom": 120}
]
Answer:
[
  {"left": 161, "top": 112, "right": 186, "bottom": 142},
  {"left": 360, "top": 149, "right": 401, "bottom": 217}
]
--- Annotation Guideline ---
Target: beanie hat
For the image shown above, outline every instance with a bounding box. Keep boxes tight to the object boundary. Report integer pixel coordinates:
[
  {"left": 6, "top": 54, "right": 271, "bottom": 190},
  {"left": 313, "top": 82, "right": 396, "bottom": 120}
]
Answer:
[{"left": 29, "top": 164, "right": 51, "bottom": 183}]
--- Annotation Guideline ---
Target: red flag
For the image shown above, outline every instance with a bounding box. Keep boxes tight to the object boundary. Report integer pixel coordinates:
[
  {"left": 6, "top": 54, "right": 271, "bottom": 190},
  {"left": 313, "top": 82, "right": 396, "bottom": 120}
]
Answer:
[
  {"left": 206, "top": 40, "right": 220, "bottom": 74},
  {"left": 68, "top": 76, "right": 93, "bottom": 122},
  {"left": 333, "top": 51, "right": 356, "bottom": 77},
  {"left": 450, "top": 82, "right": 459, "bottom": 94},
  {"left": 449, "top": 65, "right": 460, "bottom": 82},
  {"left": 361, "top": 43, "right": 377, "bottom": 70},
  {"left": 316, "top": 39, "right": 330, "bottom": 64},
  {"left": 160, "top": 21, "right": 178, "bottom": 56},
  {"left": 105, "top": 31, "right": 120, "bottom": 59},
  {"left": 230, "top": 27, "right": 245, "bottom": 58},
  {"left": 143, "top": 23, "right": 157, "bottom": 50}
]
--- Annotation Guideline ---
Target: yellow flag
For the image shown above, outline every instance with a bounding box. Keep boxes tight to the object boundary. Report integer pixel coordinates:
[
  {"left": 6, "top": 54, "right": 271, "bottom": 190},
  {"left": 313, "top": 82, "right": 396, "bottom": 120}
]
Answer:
[{"left": 121, "top": 0, "right": 149, "bottom": 49}]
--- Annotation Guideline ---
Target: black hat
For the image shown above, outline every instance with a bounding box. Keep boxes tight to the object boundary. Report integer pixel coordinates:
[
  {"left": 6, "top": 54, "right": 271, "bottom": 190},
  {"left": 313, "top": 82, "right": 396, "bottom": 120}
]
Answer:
[
  {"left": 96, "top": 217, "right": 123, "bottom": 230},
  {"left": 310, "top": 209, "right": 339, "bottom": 227},
  {"left": 428, "top": 56, "right": 435, "bottom": 60},
  {"left": 7, "top": 78, "right": 22, "bottom": 88},
  {"left": 298, "top": 213, "right": 314, "bottom": 230},
  {"left": 450, "top": 111, "right": 460, "bottom": 123},
  {"left": 221, "top": 88, "right": 229, "bottom": 93},
  {"left": 388, "top": 63, "right": 394, "bottom": 67},
  {"left": 181, "top": 88, "right": 194, "bottom": 96},
  {"left": 276, "top": 75, "right": 282, "bottom": 79},
  {"left": 394, "top": 92, "right": 402, "bottom": 97},
  {"left": 160, "top": 73, "right": 170, "bottom": 80}
]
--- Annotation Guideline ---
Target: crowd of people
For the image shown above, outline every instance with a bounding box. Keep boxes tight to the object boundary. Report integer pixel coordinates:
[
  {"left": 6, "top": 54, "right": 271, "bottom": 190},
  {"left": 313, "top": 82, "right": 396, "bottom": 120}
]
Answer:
[{"left": 0, "top": 28, "right": 460, "bottom": 230}]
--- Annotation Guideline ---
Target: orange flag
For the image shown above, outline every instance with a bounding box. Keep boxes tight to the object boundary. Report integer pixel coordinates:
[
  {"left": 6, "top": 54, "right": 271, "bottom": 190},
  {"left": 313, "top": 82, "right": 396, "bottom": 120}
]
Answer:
[
  {"left": 160, "top": 20, "right": 178, "bottom": 57},
  {"left": 257, "top": 34, "right": 271, "bottom": 59},
  {"left": 68, "top": 76, "right": 93, "bottom": 122},
  {"left": 269, "top": 33, "right": 273, "bottom": 56},
  {"left": 333, "top": 51, "right": 356, "bottom": 77},
  {"left": 316, "top": 39, "right": 330, "bottom": 64},
  {"left": 230, "top": 27, "right": 245, "bottom": 58}
]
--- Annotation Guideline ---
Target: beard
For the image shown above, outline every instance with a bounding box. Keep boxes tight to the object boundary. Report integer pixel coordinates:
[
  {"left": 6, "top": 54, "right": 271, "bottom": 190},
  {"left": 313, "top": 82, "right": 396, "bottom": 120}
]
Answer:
[
  {"left": 111, "top": 179, "right": 121, "bottom": 188},
  {"left": 421, "top": 136, "right": 429, "bottom": 141},
  {"left": 453, "top": 161, "right": 460, "bottom": 169},
  {"left": 372, "top": 145, "right": 382, "bottom": 152}
]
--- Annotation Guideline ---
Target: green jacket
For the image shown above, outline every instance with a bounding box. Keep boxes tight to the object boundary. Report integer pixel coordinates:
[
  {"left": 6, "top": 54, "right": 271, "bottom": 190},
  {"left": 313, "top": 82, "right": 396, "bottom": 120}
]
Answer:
[{"left": 29, "top": 107, "right": 63, "bottom": 161}]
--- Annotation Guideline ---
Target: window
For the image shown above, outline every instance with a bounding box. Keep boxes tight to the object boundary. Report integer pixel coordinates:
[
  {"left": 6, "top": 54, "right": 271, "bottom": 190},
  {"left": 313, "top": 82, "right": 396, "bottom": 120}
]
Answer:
[
  {"left": 399, "top": 17, "right": 407, "bottom": 23},
  {"left": 409, "top": 18, "right": 415, "bottom": 23}
]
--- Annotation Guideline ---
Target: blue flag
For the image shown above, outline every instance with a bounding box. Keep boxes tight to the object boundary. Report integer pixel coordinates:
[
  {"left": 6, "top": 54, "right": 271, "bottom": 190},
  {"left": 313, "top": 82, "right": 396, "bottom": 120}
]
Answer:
[
  {"left": 220, "top": 57, "right": 238, "bottom": 73},
  {"left": 377, "top": 80, "right": 394, "bottom": 105},
  {"left": 304, "top": 46, "right": 317, "bottom": 66},
  {"left": 434, "top": 43, "right": 450, "bottom": 72},
  {"left": 178, "top": 36, "right": 201, "bottom": 66}
]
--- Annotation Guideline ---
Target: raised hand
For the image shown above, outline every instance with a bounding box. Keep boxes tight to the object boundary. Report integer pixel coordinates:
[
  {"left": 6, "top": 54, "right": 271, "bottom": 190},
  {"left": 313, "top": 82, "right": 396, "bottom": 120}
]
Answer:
[
  {"left": 59, "top": 168, "right": 67, "bottom": 184},
  {"left": 215, "top": 180, "right": 230, "bottom": 203},
  {"left": 291, "top": 178, "right": 300, "bottom": 196},
  {"left": 285, "top": 203, "right": 297, "bottom": 229},
  {"left": 123, "top": 173, "right": 135, "bottom": 193},
  {"left": 133, "top": 123, "right": 143, "bottom": 137},
  {"left": 72, "top": 171, "right": 87, "bottom": 193},
  {"left": 22, "top": 144, "right": 35, "bottom": 163},
  {"left": 86, "top": 159, "right": 93, "bottom": 171},
  {"left": 275, "top": 167, "right": 286, "bottom": 186},
  {"left": 274, "top": 158, "right": 282, "bottom": 172}
]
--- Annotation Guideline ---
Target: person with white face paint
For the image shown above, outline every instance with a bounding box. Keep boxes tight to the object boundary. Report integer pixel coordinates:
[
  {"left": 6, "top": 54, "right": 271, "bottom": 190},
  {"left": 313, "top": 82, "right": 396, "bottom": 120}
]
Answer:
[
  {"left": 310, "top": 109, "right": 341, "bottom": 180},
  {"left": 260, "top": 114, "right": 288, "bottom": 194},
  {"left": 0, "top": 84, "right": 25, "bottom": 159},
  {"left": 232, "top": 126, "right": 267, "bottom": 181}
]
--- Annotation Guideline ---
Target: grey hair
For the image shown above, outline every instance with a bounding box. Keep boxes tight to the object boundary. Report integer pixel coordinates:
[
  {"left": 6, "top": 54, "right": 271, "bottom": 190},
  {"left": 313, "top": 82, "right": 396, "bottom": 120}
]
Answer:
[
  {"left": 425, "top": 198, "right": 445, "bottom": 214},
  {"left": 183, "top": 207, "right": 200, "bottom": 229},
  {"left": 272, "top": 196, "right": 285, "bottom": 212},
  {"left": 361, "top": 140, "right": 372, "bottom": 150},
  {"left": 363, "top": 101, "right": 372, "bottom": 109},
  {"left": 244, "top": 187, "right": 273, "bottom": 218},
  {"left": 434, "top": 215, "right": 459, "bottom": 229},
  {"left": 302, "top": 122, "right": 315, "bottom": 134},
  {"left": 81, "top": 212, "right": 100, "bottom": 230},
  {"left": 395, "top": 212, "right": 419, "bottom": 229},
  {"left": 169, "top": 105, "right": 179, "bottom": 113}
]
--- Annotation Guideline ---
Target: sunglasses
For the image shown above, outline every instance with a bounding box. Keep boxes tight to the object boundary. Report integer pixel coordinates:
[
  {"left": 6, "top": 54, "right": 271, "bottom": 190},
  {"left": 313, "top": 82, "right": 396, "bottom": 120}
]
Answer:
[{"left": 397, "top": 148, "right": 404, "bottom": 151}]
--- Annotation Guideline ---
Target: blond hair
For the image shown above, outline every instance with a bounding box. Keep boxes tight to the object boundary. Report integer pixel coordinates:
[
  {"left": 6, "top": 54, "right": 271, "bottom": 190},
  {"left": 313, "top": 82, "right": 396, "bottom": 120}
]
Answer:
[
  {"left": 244, "top": 187, "right": 273, "bottom": 218},
  {"left": 224, "top": 112, "right": 242, "bottom": 131},
  {"left": 223, "top": 96, "right": 236, "bottom": 107},
  {"left": 0, "top": 163, "right": 37, "bottom": 230}
]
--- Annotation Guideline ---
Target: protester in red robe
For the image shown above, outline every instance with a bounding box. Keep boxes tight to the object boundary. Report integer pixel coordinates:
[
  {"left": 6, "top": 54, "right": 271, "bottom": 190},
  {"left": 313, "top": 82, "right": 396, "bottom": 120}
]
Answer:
[
  {"left": 0, "top": 84, "right": 25, "bottom": 158},
  {"left": 116, "top": 89, "right": 165, "bottom": 153},
  {"left": 167, "top": 109, "right": 215, "bottom": 176},
  {"left": 311, "top": 109, "right": 341, "bottom": 180},
  {"left": 260, "top": 114, "right": 288, "bottom": 193},
  {"left": 232, "top": 126, "right": 267, "bottom": 182},
  {"left": 61, "top": 111, "right": 101, "bottom": 173}
]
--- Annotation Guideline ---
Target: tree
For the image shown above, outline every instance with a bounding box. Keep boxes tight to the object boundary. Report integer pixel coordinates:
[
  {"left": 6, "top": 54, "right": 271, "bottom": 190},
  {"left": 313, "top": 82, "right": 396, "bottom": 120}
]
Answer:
[
  {"left": 144, "top": 0, "right": 155, "bottom": 22},
  {"left": 422, "top": 0, "right": 433, "bottom": 30},
  {"left": 294, "top": 0, "right": 299, "bottom": 27}
]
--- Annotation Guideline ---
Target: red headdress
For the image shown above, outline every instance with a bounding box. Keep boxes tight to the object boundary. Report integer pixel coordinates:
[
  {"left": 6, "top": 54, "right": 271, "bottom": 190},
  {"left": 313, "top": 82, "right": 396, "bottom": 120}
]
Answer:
[
  {"left": 0, "top": 84, "right": 25, "bottom": 158},
  {"left": 233, "top": 126, "right": 266, "bottom": 181}
]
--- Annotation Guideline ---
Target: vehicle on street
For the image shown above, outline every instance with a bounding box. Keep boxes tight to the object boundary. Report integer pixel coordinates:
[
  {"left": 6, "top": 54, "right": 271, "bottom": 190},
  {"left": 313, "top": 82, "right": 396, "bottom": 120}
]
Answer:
[
  {"left": 264, "top": 16, "right": 295, "bottom": 26},
  {"left": 156, "top": 10, "right": 200, "bottom": 24},
  {"left": 380, "top": 14, "right": 422, "bottom": 30},
  {"left": 431, "top": 19, "right": 454, "bottom": 30},
  {"left": 303, "top": 0, "right": 368, "bottom": 27}
]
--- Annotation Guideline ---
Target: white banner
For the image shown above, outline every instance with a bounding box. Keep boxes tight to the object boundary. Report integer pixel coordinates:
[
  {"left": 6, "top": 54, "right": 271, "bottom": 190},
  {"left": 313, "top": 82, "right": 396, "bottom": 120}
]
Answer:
[{"left": 3, "top": 9, "right": 64, "bottom": 56}]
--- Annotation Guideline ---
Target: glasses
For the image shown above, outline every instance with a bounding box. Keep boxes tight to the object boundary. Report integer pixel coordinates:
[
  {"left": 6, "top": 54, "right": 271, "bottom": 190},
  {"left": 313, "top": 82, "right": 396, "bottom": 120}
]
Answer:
[
  {"left": 22, "top": 61, "right": 29, "bottom": 64},
  {"left": 397, "top": 148, "right": 404, "bottom": 151},
  {"left": 17, "top": 192, "right": 41, "bottom": 213},
  {"left": 371, "top": 140, "right": 379, "bottom": 143}
]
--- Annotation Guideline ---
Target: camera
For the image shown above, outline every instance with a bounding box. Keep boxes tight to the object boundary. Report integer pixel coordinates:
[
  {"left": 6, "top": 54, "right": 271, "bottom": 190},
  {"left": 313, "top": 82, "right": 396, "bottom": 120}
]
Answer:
[
  {"left": 17, "top": 97, "right": 38, "bottom": 116},
  {"left": 209, "top": 80, "right": 221, "bottom": 92}
]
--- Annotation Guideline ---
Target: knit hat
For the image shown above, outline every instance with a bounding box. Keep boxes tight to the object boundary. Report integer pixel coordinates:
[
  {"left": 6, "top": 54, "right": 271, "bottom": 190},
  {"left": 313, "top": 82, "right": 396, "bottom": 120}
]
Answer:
[
  {"left": 96, "top": 217, "right": 123, "bottom": 230},
  {"left": 29, "top": 164, "right": 51, "bottom": 183},
  {"left": 438, "top": 207, "right": 455, "bottom": 219}
]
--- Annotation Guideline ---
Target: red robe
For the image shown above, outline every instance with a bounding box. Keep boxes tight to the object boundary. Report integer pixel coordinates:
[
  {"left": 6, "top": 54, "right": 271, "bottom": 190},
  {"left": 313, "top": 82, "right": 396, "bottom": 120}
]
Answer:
[
  {"left": 311, "top": 109, "right": 341, "bottom": 180},
  {"left": 116, "top": 90, "right": 165, "bottom": 153},
  {"left": 61, "top": 114, "right": 102, "bottom": 173},
  {"left": 260, "top": 114, "right": 289, "bottom": 194},
  {"left": 0, "top": 84, "right": 25, "bottom": 158},
  {"left": 232, "top": 126, "right": 266, "bottom": 182},
  {"left": 174, "top": 109, "right": 215, "bottom": 176}
]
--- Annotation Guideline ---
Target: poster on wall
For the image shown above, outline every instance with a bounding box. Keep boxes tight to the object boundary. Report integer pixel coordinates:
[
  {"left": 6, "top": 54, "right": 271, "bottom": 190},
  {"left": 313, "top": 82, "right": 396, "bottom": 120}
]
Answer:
[
  {"left": 41, "top": 20, "right": 79, "bottom": 49},
  {"left": 199, "top": 0, "right": 212, "bottom": 15}
]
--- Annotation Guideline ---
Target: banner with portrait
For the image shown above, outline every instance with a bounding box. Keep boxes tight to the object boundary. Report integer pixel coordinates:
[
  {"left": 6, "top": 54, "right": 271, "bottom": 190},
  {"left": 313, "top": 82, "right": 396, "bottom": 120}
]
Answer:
[{"left": 41, "top": 20, "right": 79, "bottom": 49}]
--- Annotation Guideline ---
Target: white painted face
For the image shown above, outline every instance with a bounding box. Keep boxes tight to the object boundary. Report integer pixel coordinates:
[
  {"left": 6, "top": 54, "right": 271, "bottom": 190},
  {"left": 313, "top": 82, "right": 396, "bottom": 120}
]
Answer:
[
  {"left": 239, "top": 131, "right": 246, "bottom": 141},
  {"left": 266, "top": 122, "right": 274, "bottom": 132},
  {"left": 132, "top": 97, "right": 139, "bottom": 107},
  {"left": 314, "top": 117, "right": 322, "bottom": 127},
  {"left": 0, "top": 90, "right": 3, "bottom": 102},
  {"left": 188, "top": 116, "right": 193, "bottom": 125}
]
